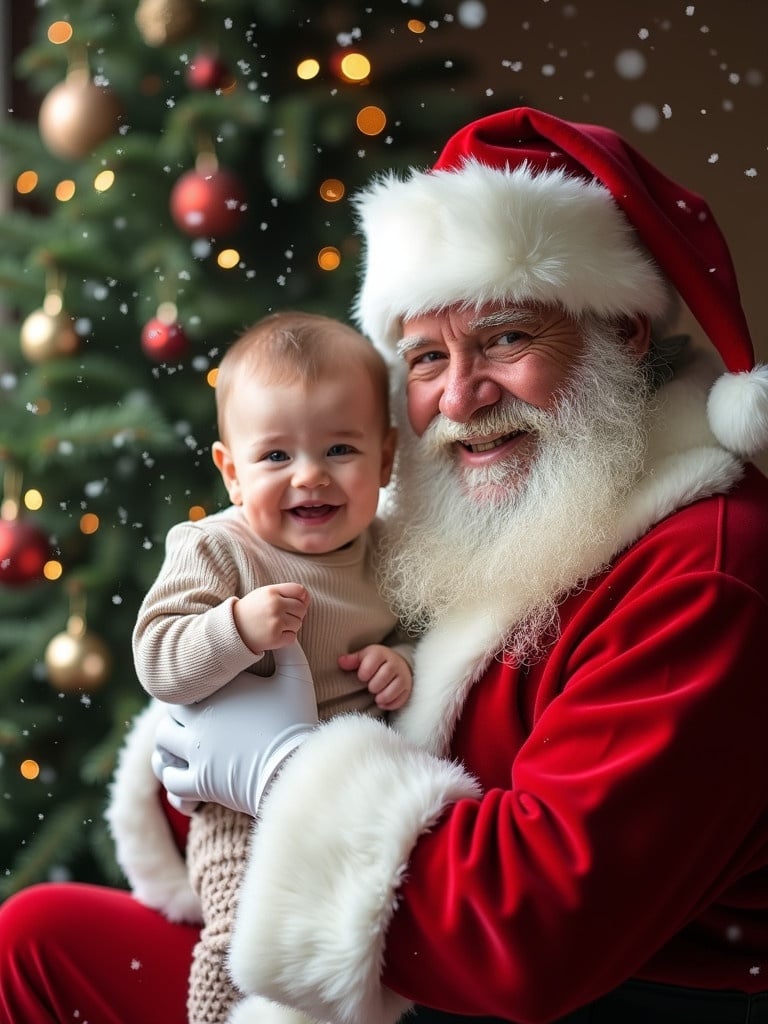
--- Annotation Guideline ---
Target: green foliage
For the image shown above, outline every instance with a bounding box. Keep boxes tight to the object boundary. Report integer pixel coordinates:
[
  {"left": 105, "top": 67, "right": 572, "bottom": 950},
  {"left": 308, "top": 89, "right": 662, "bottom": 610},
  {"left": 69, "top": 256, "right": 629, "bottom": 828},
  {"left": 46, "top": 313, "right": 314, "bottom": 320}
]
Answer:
[{"left": 0, "top": 0, "right": 479, "bottom": 897}]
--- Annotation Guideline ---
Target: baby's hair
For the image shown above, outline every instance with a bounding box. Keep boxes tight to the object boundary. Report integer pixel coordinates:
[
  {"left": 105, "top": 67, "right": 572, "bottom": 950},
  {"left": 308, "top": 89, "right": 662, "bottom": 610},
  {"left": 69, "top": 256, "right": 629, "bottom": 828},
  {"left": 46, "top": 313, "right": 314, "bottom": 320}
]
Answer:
[{"left": 215, "top": 311, "right": 391, "bottom": 442}]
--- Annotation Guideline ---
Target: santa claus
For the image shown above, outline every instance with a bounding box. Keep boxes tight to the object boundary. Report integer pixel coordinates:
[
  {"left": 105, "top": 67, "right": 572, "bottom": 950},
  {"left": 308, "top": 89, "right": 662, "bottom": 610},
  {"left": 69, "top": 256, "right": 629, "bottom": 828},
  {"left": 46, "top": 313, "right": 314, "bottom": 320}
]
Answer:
[{"left": 4, "top": 107, "right": 768, "bottom": 1024}]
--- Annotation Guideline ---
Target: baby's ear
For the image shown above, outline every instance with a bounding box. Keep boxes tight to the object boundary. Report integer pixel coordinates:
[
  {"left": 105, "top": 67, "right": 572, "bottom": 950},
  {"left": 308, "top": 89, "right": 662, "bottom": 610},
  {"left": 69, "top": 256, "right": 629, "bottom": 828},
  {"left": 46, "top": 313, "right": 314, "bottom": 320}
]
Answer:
[{"left": 212, "top": 441, "right": 242, "bottom": 504}]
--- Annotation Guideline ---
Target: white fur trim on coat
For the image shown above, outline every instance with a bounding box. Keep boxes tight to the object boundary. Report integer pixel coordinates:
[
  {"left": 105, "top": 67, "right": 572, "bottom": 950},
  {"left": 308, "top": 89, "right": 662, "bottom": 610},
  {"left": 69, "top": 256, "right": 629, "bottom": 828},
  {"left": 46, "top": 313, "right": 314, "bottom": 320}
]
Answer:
[
  {"left": 228, "top": 715, "right": 481, "bottom": 1024},
  {"left": 352, "top": 160, "right": 671, "bottom": 354},
  {"left": 105, "top": 699, "right": 201, "bottom": 923},
  {"left": 227, "top": 994, "right": 319, "bottom": 1024}
]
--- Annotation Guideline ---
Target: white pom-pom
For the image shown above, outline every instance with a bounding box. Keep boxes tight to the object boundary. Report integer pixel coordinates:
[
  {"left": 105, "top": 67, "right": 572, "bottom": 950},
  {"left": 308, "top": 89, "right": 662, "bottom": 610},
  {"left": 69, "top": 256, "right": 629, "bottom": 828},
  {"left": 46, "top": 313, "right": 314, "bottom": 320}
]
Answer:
[{"left": 706, "top": 364, "right": 768, "bottom": 458}]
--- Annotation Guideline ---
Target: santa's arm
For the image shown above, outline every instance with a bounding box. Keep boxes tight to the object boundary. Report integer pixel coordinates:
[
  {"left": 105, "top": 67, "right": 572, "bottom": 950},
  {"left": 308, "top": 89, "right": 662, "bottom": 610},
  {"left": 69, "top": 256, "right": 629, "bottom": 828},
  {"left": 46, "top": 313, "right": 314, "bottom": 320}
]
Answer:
[{"left": 229, "top": 715, "right": 480, "bottom": 1024}]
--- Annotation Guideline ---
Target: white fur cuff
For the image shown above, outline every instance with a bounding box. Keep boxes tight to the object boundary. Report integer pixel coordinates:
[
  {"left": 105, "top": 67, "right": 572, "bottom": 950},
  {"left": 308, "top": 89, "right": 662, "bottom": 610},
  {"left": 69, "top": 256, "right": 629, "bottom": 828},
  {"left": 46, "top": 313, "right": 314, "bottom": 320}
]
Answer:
[
  {"left": 229, "top": 714, "right": 481, "bottom": 1024},
  {"left": 105, "top": 700, "right": 201, "bottom": 923}
]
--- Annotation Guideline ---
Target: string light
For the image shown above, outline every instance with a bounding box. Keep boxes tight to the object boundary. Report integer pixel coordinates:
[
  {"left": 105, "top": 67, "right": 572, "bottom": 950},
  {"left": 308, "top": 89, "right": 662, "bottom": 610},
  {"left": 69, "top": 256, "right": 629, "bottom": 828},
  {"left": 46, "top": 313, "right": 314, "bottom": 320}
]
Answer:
[
  {"left": 47, "top": 21, "right": 73, "bottom": 44},
  {"left": 94, "top": 169, "right": 115, "bottom": 192},
  {"left": 338, "top": 53, "right": 371, "bottom": 82},
  {"left": 23, "top": 489, "right": 43, "bottom": 511},
  {"left": 20, "top": 759, "right": 40, "bottom": 780},
  {"left": 317, "top": 246, "right": 341, "bottom": 271},
  {"left": 356, "top": 106, "right": 387, "bottom": 136},
  {"left": 216, "top": 248, "right": 240, "bottom": 269},
  {"left": 80, "top": 513, "right": 99, "bottom": 534},
  {"left": 16, "top": 170, "right": 38, "bottom": 194},
  {"left": 55, "top": 180, "right": 76, "bottom": 202},
  {"left": 319, "top": 178, "right": 345, "bottom": 202},
  {"left": 44, "top": 560, "right": 63, "bottom": 581},
  {"left": 296, "top": 58, "right": 320, "bottom": 80}
]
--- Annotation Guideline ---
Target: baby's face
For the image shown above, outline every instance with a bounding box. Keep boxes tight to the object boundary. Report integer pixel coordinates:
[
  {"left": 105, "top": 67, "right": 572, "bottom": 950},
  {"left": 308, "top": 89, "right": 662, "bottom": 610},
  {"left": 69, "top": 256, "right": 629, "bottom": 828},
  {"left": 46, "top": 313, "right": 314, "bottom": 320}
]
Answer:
[{"left": 213, "top": 362, "right": 395, "bottom": 555}]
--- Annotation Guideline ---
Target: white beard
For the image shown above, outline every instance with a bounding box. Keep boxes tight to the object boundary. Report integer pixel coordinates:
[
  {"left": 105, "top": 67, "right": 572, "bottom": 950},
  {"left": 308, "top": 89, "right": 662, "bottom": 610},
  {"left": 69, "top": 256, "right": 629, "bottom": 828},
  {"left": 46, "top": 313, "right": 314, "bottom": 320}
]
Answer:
[{"left": 378, "top": 323, "right": 653, "bottom": 664}]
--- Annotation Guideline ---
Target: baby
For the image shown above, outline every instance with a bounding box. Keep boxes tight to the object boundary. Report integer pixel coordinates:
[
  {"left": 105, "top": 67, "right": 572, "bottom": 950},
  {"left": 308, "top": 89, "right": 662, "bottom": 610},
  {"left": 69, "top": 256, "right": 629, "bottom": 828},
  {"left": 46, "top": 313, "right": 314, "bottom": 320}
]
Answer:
[{"left": 133, "top": 311, "right": 413, "bottom": 1024}]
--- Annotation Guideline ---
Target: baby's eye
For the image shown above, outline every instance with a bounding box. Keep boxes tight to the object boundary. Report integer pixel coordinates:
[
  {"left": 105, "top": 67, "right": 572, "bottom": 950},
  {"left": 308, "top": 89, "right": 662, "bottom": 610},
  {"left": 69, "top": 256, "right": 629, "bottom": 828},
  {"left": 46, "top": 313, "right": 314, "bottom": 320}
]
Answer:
[
  {"left": 264, "top": 450, "right": 289, "bottom": 463},
  {"left": 327, "top": 444, "right": 355, "bottom": 457}
]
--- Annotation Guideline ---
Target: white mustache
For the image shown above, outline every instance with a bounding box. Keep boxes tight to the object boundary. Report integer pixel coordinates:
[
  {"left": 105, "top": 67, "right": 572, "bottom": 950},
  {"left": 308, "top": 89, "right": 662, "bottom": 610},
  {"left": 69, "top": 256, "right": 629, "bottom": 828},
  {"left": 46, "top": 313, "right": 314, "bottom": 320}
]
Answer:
[{"left": 422, "top": 399, "right": 558, "bottom": 452}]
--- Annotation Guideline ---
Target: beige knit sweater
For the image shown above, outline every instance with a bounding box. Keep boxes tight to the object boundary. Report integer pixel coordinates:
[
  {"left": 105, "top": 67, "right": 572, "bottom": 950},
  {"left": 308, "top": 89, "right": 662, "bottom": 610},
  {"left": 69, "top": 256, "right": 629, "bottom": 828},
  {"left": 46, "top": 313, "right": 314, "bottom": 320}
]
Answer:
[
  {"left": 133, "top": 504, "right": 408, "bottom": 718},
  {"left": 132, "top": 504, "right": 410, "bottom": 1024}
]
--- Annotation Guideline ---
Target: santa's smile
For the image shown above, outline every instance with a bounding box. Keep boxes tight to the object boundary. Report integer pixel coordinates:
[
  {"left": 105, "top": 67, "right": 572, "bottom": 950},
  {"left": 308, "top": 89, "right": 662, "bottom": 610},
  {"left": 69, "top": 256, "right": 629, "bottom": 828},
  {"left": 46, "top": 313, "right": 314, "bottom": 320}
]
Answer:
[{"left": 459, "top": 430, "right": 523, "bottom": 454}]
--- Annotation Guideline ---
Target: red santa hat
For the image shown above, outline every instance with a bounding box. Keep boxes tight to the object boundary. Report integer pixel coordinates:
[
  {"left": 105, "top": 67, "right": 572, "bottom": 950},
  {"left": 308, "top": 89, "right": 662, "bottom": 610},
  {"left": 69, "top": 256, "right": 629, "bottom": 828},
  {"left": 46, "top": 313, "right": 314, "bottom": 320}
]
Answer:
[{"left": 352, "top": 106, "right": 768, "bottom": 459}]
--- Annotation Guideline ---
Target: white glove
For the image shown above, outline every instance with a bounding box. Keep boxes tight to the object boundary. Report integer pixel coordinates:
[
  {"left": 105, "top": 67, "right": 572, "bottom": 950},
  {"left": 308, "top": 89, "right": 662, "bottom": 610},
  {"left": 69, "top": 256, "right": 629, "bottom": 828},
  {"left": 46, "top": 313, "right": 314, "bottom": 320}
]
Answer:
[{"left": 152, "top": 642, "right": 318, "bottom": 817}]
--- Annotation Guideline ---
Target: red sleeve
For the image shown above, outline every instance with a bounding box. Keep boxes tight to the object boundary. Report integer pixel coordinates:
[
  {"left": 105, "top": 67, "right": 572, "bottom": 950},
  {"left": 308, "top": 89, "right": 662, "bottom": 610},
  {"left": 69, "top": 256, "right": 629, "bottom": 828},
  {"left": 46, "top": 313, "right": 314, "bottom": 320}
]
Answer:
[{"left": 383, "top": 565, "right": 768, "bottom": 1019}]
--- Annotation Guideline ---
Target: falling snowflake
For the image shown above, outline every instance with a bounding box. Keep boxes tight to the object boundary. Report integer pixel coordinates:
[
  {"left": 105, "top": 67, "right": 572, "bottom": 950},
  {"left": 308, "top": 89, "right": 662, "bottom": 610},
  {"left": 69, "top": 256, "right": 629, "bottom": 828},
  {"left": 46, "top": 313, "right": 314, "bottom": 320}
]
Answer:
[{"left": 615, "top": 49, "right": 646, "bottom": 80}]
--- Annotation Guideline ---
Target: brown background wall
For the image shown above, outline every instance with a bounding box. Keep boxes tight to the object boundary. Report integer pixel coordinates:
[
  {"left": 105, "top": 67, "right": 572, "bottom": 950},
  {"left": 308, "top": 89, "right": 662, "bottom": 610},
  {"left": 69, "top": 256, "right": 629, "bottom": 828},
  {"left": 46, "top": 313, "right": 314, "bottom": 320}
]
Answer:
[{"left": 379, "top": 0, "right": 768, "bottom": 360}]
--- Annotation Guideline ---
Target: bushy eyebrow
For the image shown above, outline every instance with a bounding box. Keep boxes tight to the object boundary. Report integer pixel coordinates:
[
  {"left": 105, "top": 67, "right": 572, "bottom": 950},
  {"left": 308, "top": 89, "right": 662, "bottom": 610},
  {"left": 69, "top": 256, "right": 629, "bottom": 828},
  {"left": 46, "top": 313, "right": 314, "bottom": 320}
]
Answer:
[
  {"left": 468, "top": 308, "right": 545, "bottom": 332},
  {"left": 395, "top": 335, "right": 428, "bottom": 359},
  {"left": 396, "top": 308, "right": 545, "bottom": 359}
]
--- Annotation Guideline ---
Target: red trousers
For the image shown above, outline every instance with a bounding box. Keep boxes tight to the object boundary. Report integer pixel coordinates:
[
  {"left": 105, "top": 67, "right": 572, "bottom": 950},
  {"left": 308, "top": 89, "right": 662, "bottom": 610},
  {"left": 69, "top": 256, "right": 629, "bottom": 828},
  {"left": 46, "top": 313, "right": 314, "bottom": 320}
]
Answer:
[{"left": 0, "top": 882, "right": 199, "bottom": 1022}]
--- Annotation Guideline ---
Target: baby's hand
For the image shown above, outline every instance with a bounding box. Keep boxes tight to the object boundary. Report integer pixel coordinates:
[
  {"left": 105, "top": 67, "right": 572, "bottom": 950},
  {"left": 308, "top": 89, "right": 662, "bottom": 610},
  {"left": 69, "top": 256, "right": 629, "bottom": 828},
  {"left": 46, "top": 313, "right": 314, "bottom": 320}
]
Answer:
[
  {"left": 338, "top": 645, "right": 413, "bottom": 711},
  {"left": 234, "top": 583, "right": 310, "bottom": 655}
]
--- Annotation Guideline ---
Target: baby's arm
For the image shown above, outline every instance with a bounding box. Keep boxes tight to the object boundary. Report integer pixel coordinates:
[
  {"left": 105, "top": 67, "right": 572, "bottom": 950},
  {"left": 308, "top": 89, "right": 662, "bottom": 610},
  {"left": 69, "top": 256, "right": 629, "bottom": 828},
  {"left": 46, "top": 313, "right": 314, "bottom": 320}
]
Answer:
[
  {"left": 338, "top": 645, "right": 413, "bottom": 711},
  {"left": 133, "top": 520, "right": 309, "bottom": 705}
]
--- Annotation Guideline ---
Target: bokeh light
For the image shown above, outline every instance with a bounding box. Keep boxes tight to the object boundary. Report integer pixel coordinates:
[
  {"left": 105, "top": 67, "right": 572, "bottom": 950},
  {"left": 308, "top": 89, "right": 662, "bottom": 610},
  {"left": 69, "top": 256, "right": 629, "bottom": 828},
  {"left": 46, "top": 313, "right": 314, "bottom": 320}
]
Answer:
[
  {"left": 217, "top": 248, "right": 240, "bottom": 269},
  {"left": 317, "top": 246, "right": 341, "bottom": 271},
  {"left": 339, "top": 53, "right": 370, "bottom": 82},
  {"left": 297, "top": 58, "right": 320, "bottom": 80},
  {"left": 407, "top": 19, "right": 427, "bottom": 33},
  {"left": 94, "top": 170, "right": 115, "bottom": 192},
  {"left": 23, "top": 489, "right": 43, "bottom": 511},
  {"left": 55, "top": 180, "right": 76, "bottom": 202},
  {"left": 319, "top": 178, "right": 345, "bottom": 202},
  {"left": 207, "top": 367, "right": 219, "bottom": 388},
  {"left": 188, "top": 505, "right": 207, "bottom": 521},
  {"left": 356, "top": 106, "right": 386, "bottom": 136},
  {"left": 20, "top": 759, "right": 40, "bottom": 780},
  {"left": 44, "top": 560, "right": 63, "bottom": 581},
  {"left": 16, "top": 170, "right": 38, "bottom": 194},
  {"left": 47, "top": 21, "right": 73, "bottom": 44},
  {"left": 80, "top": 513, "right": 100, "bottom": 534}
]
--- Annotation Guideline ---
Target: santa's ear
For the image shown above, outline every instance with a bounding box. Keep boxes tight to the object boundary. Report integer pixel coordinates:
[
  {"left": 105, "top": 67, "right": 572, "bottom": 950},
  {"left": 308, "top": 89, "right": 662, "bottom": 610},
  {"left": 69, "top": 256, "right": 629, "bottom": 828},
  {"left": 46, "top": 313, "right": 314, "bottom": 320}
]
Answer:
[{"left": 616, "top": 313, "right": 651, "bottom": 361}]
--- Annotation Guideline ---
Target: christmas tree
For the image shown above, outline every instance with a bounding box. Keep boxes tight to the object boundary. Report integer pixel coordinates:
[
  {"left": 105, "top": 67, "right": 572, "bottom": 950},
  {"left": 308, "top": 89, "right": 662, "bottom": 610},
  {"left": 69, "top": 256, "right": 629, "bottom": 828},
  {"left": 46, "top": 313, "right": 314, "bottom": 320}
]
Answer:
[{"left": 0, "top": 0, "right": 480, "bottom": 897}]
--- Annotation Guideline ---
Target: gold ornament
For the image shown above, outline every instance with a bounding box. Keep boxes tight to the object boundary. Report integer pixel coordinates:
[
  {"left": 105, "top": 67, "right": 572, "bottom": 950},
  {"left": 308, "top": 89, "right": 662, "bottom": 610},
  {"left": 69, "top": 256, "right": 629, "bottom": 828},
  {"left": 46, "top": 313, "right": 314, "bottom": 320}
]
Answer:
[
  {"left": 135, "top": 0, "right": 199, "bottom": 46},
  {"left": 38, "top": 68, "right": 122, "bottom": 161},
  {"left": 44, "top": 614, "right": 112, "bottom": 692},
  {"left": 20, "top": 291, "right": 79, "bottom": 363}
]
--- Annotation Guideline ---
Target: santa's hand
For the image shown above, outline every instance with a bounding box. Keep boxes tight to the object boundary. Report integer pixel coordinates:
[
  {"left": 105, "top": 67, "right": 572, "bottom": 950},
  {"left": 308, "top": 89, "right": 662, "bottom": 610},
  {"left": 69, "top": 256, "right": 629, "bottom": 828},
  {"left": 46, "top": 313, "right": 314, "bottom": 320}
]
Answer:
[{"left": 152, "top": 643, "right": 318, "bottom": 817}]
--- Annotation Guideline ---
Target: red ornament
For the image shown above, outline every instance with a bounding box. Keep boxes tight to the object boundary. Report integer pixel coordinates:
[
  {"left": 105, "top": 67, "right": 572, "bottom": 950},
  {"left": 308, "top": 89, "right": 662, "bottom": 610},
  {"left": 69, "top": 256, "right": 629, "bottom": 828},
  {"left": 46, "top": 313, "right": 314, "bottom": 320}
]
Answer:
[
  {"left": 187, "top": 52, "right": 232, "bottom": 91},
  {"left": 170, "top": 167, "right": 248, "bottom": 238},
  {"left": 141, "top": 317, "right": 190, "bottom": 362},
  {"left": 0, "top": 518, "right": 50, "bottom": 585}
]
